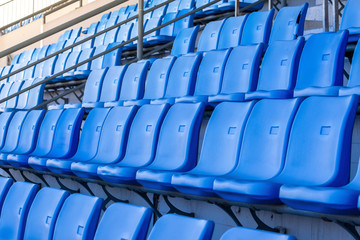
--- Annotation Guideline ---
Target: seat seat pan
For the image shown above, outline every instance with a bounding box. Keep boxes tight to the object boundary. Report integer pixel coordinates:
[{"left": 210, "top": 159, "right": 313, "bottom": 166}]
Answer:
[
  {"left": 73, "top": 70, "right": 91, "bottom": 79},
  {"left": 150, "top": 98, "right": 176, "bottom": 105},
  {"left": 175, "top": 95, "right": 208, "bottom": 104},
  {"left": 6, "top": 154, "right": 29, "bottom": 167},
  {"left": 171, "top": 173, "right": 217, "bottom": 197},
  {"left": 338, "top": 86, "right": 360, "bottom": 96},
  {"left": 136, "top": 169, "right": 176, "bottom": 191},
  {"left": 123, "top": 99, "right": 151, "bottom": 106},
  {"left": 46, "top": 158, "right": 73, "bottom": 174},
  {"left": 28, "top": 156, "right": 49, "bottom": 171},
  {"left": 144, "top": 36, "right": 175, "bottom": 46},
  {"left": 104, "top": 101, "right": 124, "bottom": 108},
  {"left": 97, "top": 164, "right": 139, "bottom": 184},
  {"left": 293, "top": 86, "right": 340, "bottom": 97},
  {"left": 208, "top": 93, "right": 245, "bottom": 103},
  {"left": 71, "top": 162, "right": 101, "bottom": 179},
  {"left": 347, "top": 27, "right": 360, "bottom": 43},
  {"left": 245, "top": 90, "right": 293, "bottom": 100}
]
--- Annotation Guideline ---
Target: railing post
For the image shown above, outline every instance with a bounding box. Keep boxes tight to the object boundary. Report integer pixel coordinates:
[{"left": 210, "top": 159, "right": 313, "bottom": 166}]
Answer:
[
  {"left": 234, "top": 0, "right": 239, "bottom": 16},
  {"left": 332, "top": 0, "right": 339, "bottom": 31},
  {"left": 323, "top": 0, "right": 329, "bottom": 32},
  {"left": 137, "top": 0, "right": 144, "bottom": 60},
  {"left": 268, "top": 0, "right": 271, "bottom": 10}
]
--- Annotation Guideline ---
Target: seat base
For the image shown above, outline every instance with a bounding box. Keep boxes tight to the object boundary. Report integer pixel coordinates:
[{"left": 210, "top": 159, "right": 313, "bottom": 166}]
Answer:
[
  {"left": 136, "top": 169, "right": 176, "bottom": 191},
  {"left": 172, "top": 173, "right": 218, "bottom": 197}
]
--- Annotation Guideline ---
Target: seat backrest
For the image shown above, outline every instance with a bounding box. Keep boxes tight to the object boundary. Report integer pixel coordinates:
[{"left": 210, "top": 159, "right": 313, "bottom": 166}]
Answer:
[
  {"left": 74, "top": 36, "right": 93, "bottom": 52},
  {"left": 119, "top": 60, "right": 151, "bottom": 101},
  {"left": 116, "top": 23, "right": 133, "bottom": 43},
  {"left": 256, "top": 38, "right": 304, "bottom": 92},
  {"left": 0, "top": 182, "right": 39, "bottom": 240},
  {"left": 167, "top": 0, "right": 180, "bottom": 13},
  {"left": 53, "top": 194, "right": 103, "bottom": 240},
  {"left": 102, "top": 43, "right": 122, "bottom": 69},
  {"left": 86, "top": 22, "right": 99, "bottom": 37},
  {"left": 37, "top": 45, "right": 50, "bottom": 60},
  {"left": 58, "top": 30, "right": 72, "bottom": 42},
  {"left": 269, "top": 3, "right": 308, "bottom": 43},
  {"left": 173, "top": 9, "right": 194, "bottom": 36},
  {"left": 99, "top": 65, "right": 127, "bottom": 102},
  {"left": 218, "top": 15, "right": 248, "bottom": 50},
  {"left": 240, "top": 9, "right": 275, "bottom": 46},
  {"left": 46, "top": 108, "right": 85, "bottom": 159},
  {"left": 164, "top": 53, "right": 202, "bottom": 98},
  {"left": 0, "top": 177, "right": 12, "bottom": 215},
  {"left": 147, "top": 102, "right": 204, "bottom": 171},
  {"left": 340, "top": 0, "right": 360, "bottom": 31},
  {"left": 1, "top": 111, "right": 28, "bottom": 153},
  {"left": 0, "top": 82, "right": 13, "bottom": 109},
  {"left": 23, "top": 62, "right": 35, "bottom": 80},
  {"left": 179, "top": 0, "right": 195, "bottom": 10},
  {"left": 197, "top": 19, "right": 226, "bottom": 52},
  {"left": 91, "top": 45, "right": 107, "bottom": 70},
  {"left": 143, "top": 56, "right": 176, "bottom": 100},
  {"left": 219, "top": 44, "right": 263, "bottom": 94},
  {"left": 41, "top": 56, "right": 58, "bottom": 77},
  {"left": 24, "top": 188, "right": 70, "bottom": 240},
  {"left": 119, "top": 104, "right": 169, "bottom": 168},
  {"left": 64, "top": 51, "right": 81, "bottom": 70},
  {"left": 144, "top": 17, "right": 162, "bottom": 38},
  {"left": 5, "top": 80, "right": 24, "bottom": 109},
  {"left": 15, "top": 79, "right": 33, "bottom": 109},
  {"left": 194, "top": 49, "right": 231, "bottom": 96},
  {"left": 294, "top": 31, "right": 348, "bottom": 90},
  {"left": 345, "top": 40, "right": 360, "bottom": 88},
  {"left": 147, "top": 214, "right": 214, "bottom": 240},
  {"left": 8, "top": 63, "right": 21, "bottom": 83},
  {"left": 275, "top": 95, "right": 358, "bottom": 186},
  {"left": 0, "top": 112, "right": 15, "bottom": 149},
  {"left": 76, "top": 48, "right": 95, "bottom": 72},
  {"left": 19, "top": 49, "right": 35, "bottom": 63},
  {"left": 160, "top": 13, "right": 177, "bottom": 37},
  {"left": 104, "top": 26, "right": 120, "bottom": 45},
  {"left": 82, "top": 68, "right": 108, "bottom": 104},
  {"left": 220, "top": 227, "right": 297, "bottom": 240},
  {"left": 88, "top": 106, "right": 137, "bottom": 164},
  {"left": 94, "top": 203, "right": 152, "bottom": 240},
  {"left": 54, "top": 52, "right": 71, "bottom": 75},
  {"left": 70, "top": 27, "right": 82, "bottom": 39},
  {"left": 24, "top": 78, "right": 46, "bottom": 109},
  {"left": 171, "top": 26, "right": 199, "bottom": 56}
]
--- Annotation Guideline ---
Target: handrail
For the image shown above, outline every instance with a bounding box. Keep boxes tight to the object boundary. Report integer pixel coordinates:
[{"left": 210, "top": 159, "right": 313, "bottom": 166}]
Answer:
[{"left": 0, "top": 0, "right": 265, "bottom": 105}]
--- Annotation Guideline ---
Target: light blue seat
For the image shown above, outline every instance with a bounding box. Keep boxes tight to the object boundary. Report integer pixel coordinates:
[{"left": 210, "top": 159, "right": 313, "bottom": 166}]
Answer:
[
  {"left": 147, "top": 214, "right": 214, "bottom": 240},
  {"left": 46, "top": 108, "right": 110, "bottom": 174},
  {"left": 28, "top": 108, "right": 84, "bottom": 171},
  {"left": 220, "top": 227, "right": 297, "bottom": 240},
  {"left": 63, "top": 48, "right": 95, "bottom": 80},
  {"left": 124, "top": 56, "right": 176, "bottom": 106},
  {"left": 11, "top": 54, "right": 21, "bottom": 65},
  {"left": 49, "top": 52, "right": 71, "bottom": 82},
  {"left": 103, "top": 26, "right": 120, "bottom": 46},
  {"left": 245, "top": 38, "right": 305, "bottom": 100},
  {"left": 171, "top": 101, "right": 254, "bottom": 196},
  {"left": 70, "top": 106, "right": 137, "bottom": 179},
  {"left": 176, "top": 49, "right": 231, "bottom": 104},
  {"left": 19, "top": 49, "right": 35, "bottom": 63},
  {"left": 0, "top": 182, "right": 39, "bottom": 240},
  {"left": 73, "top": 35, "right": 94, "bottom": 52},
  {"left": 269, "top": 4, "right": 308, "bottom": 43},
  {"left": 97, "top": 104, "right": 169, "bottom": 184},
  {"left": 23, "top": 188, "right": 70, "bottom": 240},
  {"left": 136, "top": 102, "right": 205, "bottom": 191},
  {"left": 69, "top": 27, "right": 82, "bottom": 39},
  {"left": 143, "top": 17, "right": 163, "bottom": 45},
  {"left": 59, "top": 50, "right": 81, "bottom": 81},
  {"left": 166, "top": 0, "right": 180, "bottom": 13},
  {"left": 1, "top": 81, "right": 24, "bottom": 110},
  {"left": 171, "top": 26, "right": 199, "bottom": 56},
  {"left": 0, "top": 177, "right": 12, "bottom": 214},
  {"left": 94, "top": 16, "right": 118, "bottom": 47},
  {"left": 151, "top": 54, "right": 202, "bottom": 105},
  {"left": 339, "top": 0, "right": 360, "bottom": 43},
  {"left": 94, "top": 203, "right": 152, "bottom": 240},
  {"left": 214, "top": 96, "right": 357, "bottom": 204},
  {"left": 293, "top": 31, "right": 348, "bottom": 97},
  {"left": 240, "top": 9, "right": 275, "bottom": 47},
  {"left": 115, "top": 23, "right": 133, "bottom": 44},
  {"left": 217, "top": 0, "right": 265, "bottom": 12},
  {"left": 41, "top": 56, "right": 58, "bottom": 78},
  {"left": 22, "top": 78, "right": 46, "bottom": 110},
  {"left": 218, "top": 15, "right": 248, "bottom": 50},
  {"left": 208, "top": 44, "right": 264, "bottom": 104},
  {"left": 195, "top": 0, "right": 225, "bottom": 17},
  {"left": 197, "top": 19, "right": 226, "bottom": 52},
  {"left": 57, "top": 30, "right": 72, "bottom": 42},
  {"left": 36, "top": 45, "right": 50, "bottom": 60},
  {"left": 179, "top": 0, "right": 195, "bottom": 10},
  {"left": 0, "top": 112, "right": 15, "bottom": 153},
  {"left": 52, "top": 193, "right": 103, "bottom": 240}
]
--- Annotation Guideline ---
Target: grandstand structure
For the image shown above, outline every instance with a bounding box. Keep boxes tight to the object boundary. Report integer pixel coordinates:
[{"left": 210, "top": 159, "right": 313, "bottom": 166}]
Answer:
[{"left": 0, "top": 0, "right": 359, "bottom": 239}]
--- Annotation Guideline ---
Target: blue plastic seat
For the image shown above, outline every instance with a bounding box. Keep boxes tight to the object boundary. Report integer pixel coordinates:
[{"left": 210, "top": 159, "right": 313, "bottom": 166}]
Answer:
[
  {"left": 179, "top": 0, "right": 195, "bottom": 10},
  {"left": 41, "top": 56, "right": 58, "bottom": 78},
  {"left": 176, "top": 49, "right": 231, "bottom": 104},
  {"left": 115, "top": 23, "right": 133, "bottom": 44},
  {"left": 52, "top": 193, "right": 103, "bottom": 240},
  {"left": 97, "top": 104, "right": 169, "bottom": 184},
  {"left": 36, "top": 45, "right": 50, "bottom": 60},
  {"left": 171, "top": 101, "right": 254, "bottom": 196},
  {"left": 0, "top": 182, "right": 39, "bottom": 240},
  {"left": 94, "top": 16, "right": 118, "bottom": 47},
  {"left": 71, "top": 106, "right": 137, "bottom": 179},
  {"left": 0, "top": 177, "right": 12, "bottom": 214},
  {"left": 11, "top": 54, "right": 21, "bottom": 65},
  {"left": 0, "top": 112, "right": 15, "bottom": 152},
  {"left": 218, "top": 15, "right": 248, "bottom": 50},
  {"left": 2, "top": 81, "right": 24, "bottom": 110},
  {"left": 73, "top": 35, "right": 94, "bottom": 52},
  {"left": 214, "top": 96, "right": 357, "bottom": 204},
  {"left": 195, "top": 0, "right": 225, "bottom": 17},
  {"left": 19, "top": 49, "right": 35, "bottom": 63},
  {"left": 59, "top": 50, "right": 81, "bottom": 80},
  {"left": 103, "top": 26, "right": 120, "bottom": 46},
  {"left": 58, "top": 30, "right": 72, "bottom": 42},
  {"left": 0, "top": 82, "right": 14, "bottom": 109},
  {"left": 19, "top": 78, "right": 45, "bottom": 110},
  {"left": 94, "top": 202, "right": 152, "bottom": 240},
  {"left": 240, "top": 9, "right": 275, "bottom": 47},
  {"left": 220, "top": 227, "right": 297, "bottom": 240},
  {"left": 208, "top": 44, "right": 264, "bottom": 104},
  {"left": 29, "top": 108, "right": 84, "bottom": 171},
  {"left": 245, "top": 38, "right": 305, "bottom": 100},
  {"left": 197, "top": 19, "right": 226, "bottom": 52},
  {"left": 83, "top": 22, "right": 99, "bottom": 36},
  {"left": 50, "top": 52, "right": 71, "bottom": 82},
  {"left": 269, "top": 4, "right": 308, "bottom": 43},
  {"left": 125, "top": 4, "right": 138, "bottom": 14},
  {"left": 64, "top": 48, "right": 95, "bottom": 80},
  {"left": 171, "top": 26, "right": 199, "bottom": 56},
  {"left": 23, "top": 188, "right": 70, "bottom": 240},
  {"left": 217, "top": 0, "right": 264, "bottom": 12},
  {"left": 69, "top": 27, "right": 82, "bottom": 40},
  {"left": 136, "top": 102, "right": 205, "bottom": 191},
  {"left": 339, "top": 0, "right": 360, "bottom": 43},
  {"left": 124, "top": 56, "right": 176, "bottom": 106},
  {"left": 293, "top": 31, "right": 348, "bottom": 97},
  {"left": 166, "top": 0, "right": 180, "bottom": 13},
  {"left": 147, "top": 214, "right": 214, "bottom": 240}
]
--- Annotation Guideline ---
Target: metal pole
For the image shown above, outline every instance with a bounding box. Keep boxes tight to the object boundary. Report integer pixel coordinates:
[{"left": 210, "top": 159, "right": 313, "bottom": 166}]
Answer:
[
  {"left": 235, "top": 0, "right": 239, "bottom": 16},
  {"left": 137, "top": 0, "right": 144, "bottom": 60},
  {"left": 323, "top": 0, "right": 329, "bottom": 32},
  {"left": 332, "top": 0, "right": 339, "bottom": 31},
  {"left": 268, "top": 0, "right": 272, "bottom": 10}
]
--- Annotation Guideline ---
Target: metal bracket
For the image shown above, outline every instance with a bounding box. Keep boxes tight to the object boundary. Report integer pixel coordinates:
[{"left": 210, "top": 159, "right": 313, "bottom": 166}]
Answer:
[
  {"left": 0, "top": 167, "right": 16, "bottom": 180},
  {"left": 250, "top": 209, "right": 280, "bottom": 233},
  {"left": 163, "top": 195, "right": 195, "bottom": 217},
  {"left": 133, "top": 190, "right": 162, "bottom": 220},
  {"left": 19, "top": 170, "right": 50, "bottom": 187},
  {"left": 101, "top": 185, "right": 129, "bottom": 211},
  {"left": 336, "top": 221, "right": 360, "bottom": 240},
  {"left": 215, "top": 202, "right": 243, "bottom": 226},
  {"left": 55, "top": 177, "right": 80, "bottom": 194}
]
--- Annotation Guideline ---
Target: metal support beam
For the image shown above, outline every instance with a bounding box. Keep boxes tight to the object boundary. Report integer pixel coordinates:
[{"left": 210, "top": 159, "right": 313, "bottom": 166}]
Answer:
[
  {"left": 323, "top": 0, "right": 329, "bottom": 32},
  {"left": 137, "top": 0, "right": 144, "bottom": 60},
  {"left": 235, "top": 0, "right": 239, "bottom": 16},
  {"left": 332, "top": 0, "right": 340, "bottom": 31}
]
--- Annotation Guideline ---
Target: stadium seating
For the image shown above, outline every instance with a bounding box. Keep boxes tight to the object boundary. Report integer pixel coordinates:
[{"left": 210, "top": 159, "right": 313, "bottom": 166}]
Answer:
[
  {"left": 339, "top": 0, "right": 360, "bottom": 43},
  {"left": 220, "top": 227, "right": 297, "bottom": 240}
]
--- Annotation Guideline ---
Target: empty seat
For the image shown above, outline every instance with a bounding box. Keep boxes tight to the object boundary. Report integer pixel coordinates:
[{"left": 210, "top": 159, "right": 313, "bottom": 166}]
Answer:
[
  {"left": 214, "top": 96, "right": 357, "bottom": 204},
  {"left": 23, "top": 188, "right": 70, "bottom": 240},
  {"left": 197, "top": 19, "right": 225, "bottom": 52},
  {"left": 220, "top": 227, "right": 297, "bottom": 240},
  {"left": 63, "top": 48, "right": 95, "bottom": 80},
  {"left": 0, "top": 182, "right": 39, "bottom": 240},
  {"left": 218, "top": 15, "right": 248, "bottom": 50},
  {"left": 52, "top": 193, "right": 103, "bottom": 240},
  {"left": 0, "top": 112, "right": 15, "bottom": 153},
  {"left": 58, "top": 50, "right": 81, "bottom": 81},
  {"left": 0, "top": 177, "right": 12, "bottom": 214},
  {"left": 136, "top": 102, "right": 205, "bottom": 191},
  {"left": 245, "top": 38, "right": 305, "bottom": 100},
  {"left": 171, "top": 26, "right": 199, "bottom": 56},
  {"left": 293, "top": 31, "right": 348, "bottom": 97},
  {"left": 97, "top": 104, "right": 169, "bottom": 184},
  {"left": 339, "top": 0, "right": 360, "bottom": 42},
  {"left": 171, "top": 101, "right": 254, "bottom": 196},
  {"left": 94, "top": 202, "right": 152, "bottom": 240},
  {"left": 57, "top": 30, "right": 72, "bottom": 42},
  {"left": 147, "top": 214, "right": 214, "bottom": 240},
  {"left": 115, "top": 23, "right": 133, "bottom": 44}
]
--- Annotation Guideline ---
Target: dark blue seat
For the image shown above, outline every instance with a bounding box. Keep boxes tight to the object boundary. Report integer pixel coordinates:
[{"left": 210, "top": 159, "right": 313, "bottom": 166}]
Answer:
[
  {"left": 147, "top": 214, "right": 214, "bottom": 240},
  {"left": 197, "top": 19, "right": 225, "bottom": 52},
  {"left": 220, "top": 227, "right": 297, "bottom": 240},
  {"left": 293, "top": 31, "right": 348, "bottom": 97},
  {"left": 0, "top": 177, "right": 12, "bottom": 214},
  {"left": 218, "top": 15, "right": 248, "bottom": 50},
  {"left": 23, "top": 188, "right": 70, "bottom": 240},
  {"left": 171, "top": 101, "right": 254, "bottom": 196},
  {"left": 245, "top": 38, "right": 305, "bottom": 100},
  {"left": 136, "top": 102, "right": 205, "bottom": 191},
  {"left": 339, "top": 0, "right": 360, "bottom": 43},
  {"left": 171, "top": 26, "right": 199, "bottom": 56},
  {"left": 214, "top": 96, "right": 357, "bottom": 204},
  {"left": 93, "top": 202, "right": 152, "bottom": 240},
  {"left": 52, "top": 193, "right": 103, "bottom": 240},
  {"left": 97, "top": 104, "right": 169, "bottom": 184},
  {"left": 0, "top": 182, "right": 39, "bottom": 240},
  {"left": 208, "top": 44, "right": 263, "bottom": 104},
  {"left": 176, "top": 49, "right": 231, "bottom": 104}
]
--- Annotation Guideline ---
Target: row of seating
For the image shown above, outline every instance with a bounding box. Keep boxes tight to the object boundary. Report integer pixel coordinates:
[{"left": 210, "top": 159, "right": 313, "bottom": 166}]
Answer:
[{"left": 0, "top": 178, "right": 296, "bottom": 239}]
